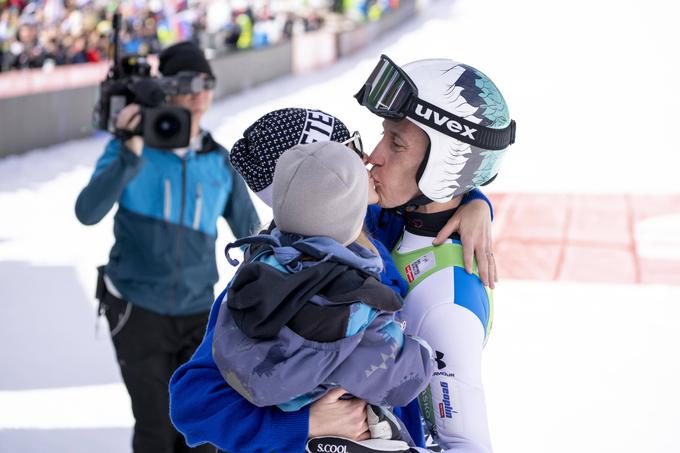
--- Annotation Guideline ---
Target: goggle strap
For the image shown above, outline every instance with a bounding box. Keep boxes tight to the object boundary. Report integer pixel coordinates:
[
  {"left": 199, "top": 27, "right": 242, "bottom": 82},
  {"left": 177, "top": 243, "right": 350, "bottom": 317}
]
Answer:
[{"left": 406, "top": 98, "right": 516, "bottom": 150}]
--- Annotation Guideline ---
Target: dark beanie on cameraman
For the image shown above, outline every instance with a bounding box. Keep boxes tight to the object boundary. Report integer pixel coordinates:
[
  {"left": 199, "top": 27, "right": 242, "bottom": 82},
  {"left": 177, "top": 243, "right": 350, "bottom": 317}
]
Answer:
[{"left": 159, "top": 41, "right": 214, "bottom": 77}]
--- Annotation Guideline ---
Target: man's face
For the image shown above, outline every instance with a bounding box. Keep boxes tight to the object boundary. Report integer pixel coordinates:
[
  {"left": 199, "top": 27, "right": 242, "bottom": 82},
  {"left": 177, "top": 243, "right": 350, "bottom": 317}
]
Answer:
[
  {"left": 168, "top": 73, "right": 214, "bottom": 118},
  {"left": 368, "top": 119, "right": 429, "bottom": 208}
]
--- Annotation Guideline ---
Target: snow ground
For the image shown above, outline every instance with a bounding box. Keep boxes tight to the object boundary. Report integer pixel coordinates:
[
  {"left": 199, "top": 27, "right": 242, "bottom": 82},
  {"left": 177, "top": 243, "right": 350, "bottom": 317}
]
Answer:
[{"left": 1, "top": 0, "right": 679, "bottom": 451}]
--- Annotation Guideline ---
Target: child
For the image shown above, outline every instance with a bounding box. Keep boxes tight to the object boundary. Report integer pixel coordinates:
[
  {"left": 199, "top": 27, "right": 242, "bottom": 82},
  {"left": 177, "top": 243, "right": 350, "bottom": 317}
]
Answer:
[{"left": 212, "top": 141, "right": 434, "bottom": 448}]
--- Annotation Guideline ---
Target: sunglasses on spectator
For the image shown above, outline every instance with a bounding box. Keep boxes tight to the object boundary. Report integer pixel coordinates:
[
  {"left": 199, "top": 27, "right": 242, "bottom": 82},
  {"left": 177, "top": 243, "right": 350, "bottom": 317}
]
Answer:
[{"left": 342, "top": 131, "right": 367, "bottom": 161}]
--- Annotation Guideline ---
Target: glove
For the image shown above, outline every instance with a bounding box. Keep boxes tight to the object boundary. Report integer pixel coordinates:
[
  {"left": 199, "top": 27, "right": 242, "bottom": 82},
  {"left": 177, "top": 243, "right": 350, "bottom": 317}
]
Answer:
[
  {"left": 367, "top": 405, "right": 404, "bottom": 441},
  {"left": 306, "top": 436, "right": 412, "bottom": 453}
]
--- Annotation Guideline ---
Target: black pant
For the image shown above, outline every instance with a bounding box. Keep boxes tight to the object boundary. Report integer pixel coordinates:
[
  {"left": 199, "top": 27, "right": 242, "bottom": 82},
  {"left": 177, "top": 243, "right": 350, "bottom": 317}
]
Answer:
[{"left": 101, "top": 291, "right": 215, "bottom": 453}]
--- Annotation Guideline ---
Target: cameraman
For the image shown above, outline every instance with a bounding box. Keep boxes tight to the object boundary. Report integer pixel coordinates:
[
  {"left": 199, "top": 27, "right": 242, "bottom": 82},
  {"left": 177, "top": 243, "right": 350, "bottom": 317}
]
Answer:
[{"left": 75, "top": 41, "right": 259, "bottom": 453}]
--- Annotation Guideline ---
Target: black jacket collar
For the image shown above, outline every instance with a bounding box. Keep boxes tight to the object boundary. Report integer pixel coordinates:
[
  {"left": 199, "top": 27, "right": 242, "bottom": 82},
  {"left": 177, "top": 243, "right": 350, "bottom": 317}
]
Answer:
[{"left": 198, "top": 130, "right": 220, "bottom": 154}]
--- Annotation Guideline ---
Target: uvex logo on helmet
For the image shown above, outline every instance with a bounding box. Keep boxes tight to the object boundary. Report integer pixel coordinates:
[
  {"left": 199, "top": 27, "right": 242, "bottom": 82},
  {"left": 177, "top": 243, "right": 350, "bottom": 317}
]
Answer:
[
  {"left": 316, "top": 444, "right": 348, "bottom": 453},
  {"left": 413, "top": 103, "right": 477, "bottom": 140}
]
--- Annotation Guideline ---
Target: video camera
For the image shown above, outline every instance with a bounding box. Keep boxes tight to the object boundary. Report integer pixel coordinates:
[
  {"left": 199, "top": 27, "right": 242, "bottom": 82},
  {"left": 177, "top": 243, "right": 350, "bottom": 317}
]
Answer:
[{"left": 93, "top": 13, "right": 214, "bottom": 149}]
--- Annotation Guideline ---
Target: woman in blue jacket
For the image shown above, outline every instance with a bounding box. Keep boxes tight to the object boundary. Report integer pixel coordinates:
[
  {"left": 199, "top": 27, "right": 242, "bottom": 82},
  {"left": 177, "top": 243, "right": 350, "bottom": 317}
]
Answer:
[{"left": 169, "top": 108, "right": 495, "bottom": 452}]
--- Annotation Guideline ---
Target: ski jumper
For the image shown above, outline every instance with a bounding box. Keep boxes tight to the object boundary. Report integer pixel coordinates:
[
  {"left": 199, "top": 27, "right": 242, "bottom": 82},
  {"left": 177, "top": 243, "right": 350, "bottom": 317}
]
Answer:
[{"left": 391, "top": 209, "right": 494, "bottom": 453}]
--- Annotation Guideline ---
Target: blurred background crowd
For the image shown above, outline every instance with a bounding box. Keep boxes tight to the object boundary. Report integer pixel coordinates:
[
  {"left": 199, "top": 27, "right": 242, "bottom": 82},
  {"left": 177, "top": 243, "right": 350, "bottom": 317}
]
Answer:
[{"left": 0, "top": 0, "right": 402, "bottom": 73}]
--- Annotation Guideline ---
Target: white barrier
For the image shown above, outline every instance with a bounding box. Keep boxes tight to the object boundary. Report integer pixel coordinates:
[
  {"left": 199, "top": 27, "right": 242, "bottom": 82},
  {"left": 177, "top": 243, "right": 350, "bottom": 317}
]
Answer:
[{"left": 0, "top": 2, "right": 417, "bottom": 157}]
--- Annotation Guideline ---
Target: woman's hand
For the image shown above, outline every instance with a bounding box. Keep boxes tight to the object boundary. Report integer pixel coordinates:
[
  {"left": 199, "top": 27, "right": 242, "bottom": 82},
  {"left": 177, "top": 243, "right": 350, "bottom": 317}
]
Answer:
[
  {"left": 309, "top": 388, "right": 370, "bottom": 441},
  {"left": 433, "top": 199, "right": 497, "bottom": 289}
]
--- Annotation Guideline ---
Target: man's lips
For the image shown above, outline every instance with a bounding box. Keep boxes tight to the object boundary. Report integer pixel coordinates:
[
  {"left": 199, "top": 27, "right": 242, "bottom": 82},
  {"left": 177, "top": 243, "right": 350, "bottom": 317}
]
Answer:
[{"left": 369, "top": 175, "right": 380, "bottom": 192}]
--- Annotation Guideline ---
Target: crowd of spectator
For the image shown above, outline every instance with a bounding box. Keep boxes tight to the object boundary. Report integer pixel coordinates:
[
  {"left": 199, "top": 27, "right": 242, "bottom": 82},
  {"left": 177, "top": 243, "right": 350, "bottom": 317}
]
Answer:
[{"left": 0, "top": 0, "right": 402, "bottom": 73}]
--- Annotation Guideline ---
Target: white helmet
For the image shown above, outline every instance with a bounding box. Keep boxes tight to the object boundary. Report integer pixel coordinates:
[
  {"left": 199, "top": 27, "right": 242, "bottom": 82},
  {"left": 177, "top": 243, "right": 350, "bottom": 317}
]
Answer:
[{"left": 355, "top": 55, "right": 516, "bottom": 204}]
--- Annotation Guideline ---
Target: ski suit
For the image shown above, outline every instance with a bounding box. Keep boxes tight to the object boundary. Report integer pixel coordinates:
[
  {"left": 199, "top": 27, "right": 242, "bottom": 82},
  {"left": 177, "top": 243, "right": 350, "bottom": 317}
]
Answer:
[{"left": 391, "top": 210, "right": 493, "bottom": 453}]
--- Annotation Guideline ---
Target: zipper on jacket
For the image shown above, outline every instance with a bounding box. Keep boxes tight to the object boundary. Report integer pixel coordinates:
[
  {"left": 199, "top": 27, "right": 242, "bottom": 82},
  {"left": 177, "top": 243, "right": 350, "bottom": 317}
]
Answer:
[
  {"left": 164, "top": 179, "right": 172, "bottom": 221},
  {"left": 179, "top": 160, "right": 187, "bottom": 227},
  {"left": 193, "top": 183, "right": 203, "bottom": 230},
  {"left": 173, "top": 159, "right": 187, "bottom": 309}
]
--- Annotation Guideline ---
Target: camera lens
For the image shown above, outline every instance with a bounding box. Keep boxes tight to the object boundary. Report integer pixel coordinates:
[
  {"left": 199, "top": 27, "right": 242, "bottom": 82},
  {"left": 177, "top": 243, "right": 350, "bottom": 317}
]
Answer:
[
  {"left": 154, "top": 114, "right": 181, "bottom": 138},
  {"left": 144, "top": 106, "right": 191, "bottom": 148}
]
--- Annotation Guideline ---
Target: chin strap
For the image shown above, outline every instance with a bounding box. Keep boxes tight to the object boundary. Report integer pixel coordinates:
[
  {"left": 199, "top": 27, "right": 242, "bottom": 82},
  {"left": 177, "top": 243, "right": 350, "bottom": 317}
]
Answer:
[{"left": 397, "top": 142, "right": 434, "bottom": 211}]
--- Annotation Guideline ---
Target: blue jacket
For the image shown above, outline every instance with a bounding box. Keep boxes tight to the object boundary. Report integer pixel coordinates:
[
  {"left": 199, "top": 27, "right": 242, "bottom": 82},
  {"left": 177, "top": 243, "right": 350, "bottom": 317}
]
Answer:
[
  {"left": 75, "top": 134, "right": 260, "bottom": 315},
  {"left": 169, "top": 190, "right": 490, "bottom": 451}
]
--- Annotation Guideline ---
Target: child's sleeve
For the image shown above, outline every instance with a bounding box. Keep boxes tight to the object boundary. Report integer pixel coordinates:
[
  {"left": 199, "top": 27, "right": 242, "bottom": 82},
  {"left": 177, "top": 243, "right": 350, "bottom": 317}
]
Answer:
[{"left": 329, "top": 311, "right": 435, "bottom": 408}]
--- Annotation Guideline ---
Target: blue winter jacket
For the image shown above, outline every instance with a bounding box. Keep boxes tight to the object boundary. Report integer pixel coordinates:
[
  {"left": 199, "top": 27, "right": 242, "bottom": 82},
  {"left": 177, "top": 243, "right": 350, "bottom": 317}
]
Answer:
[
  {"left": 169, "top": 190, "right": 490, "bottom": 451},
  {"left": 75, "top": 134, "right": 260, "bottom": 315}
]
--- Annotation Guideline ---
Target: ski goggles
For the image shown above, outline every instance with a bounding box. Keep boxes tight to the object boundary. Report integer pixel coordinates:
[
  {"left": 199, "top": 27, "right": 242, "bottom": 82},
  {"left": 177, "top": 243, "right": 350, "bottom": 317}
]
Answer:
[
  {"left": 354, "top": 54, "right": 516, "bottom": 150},
  {"left": 342, "top": 130, "right": 367, "bottom": 161}
]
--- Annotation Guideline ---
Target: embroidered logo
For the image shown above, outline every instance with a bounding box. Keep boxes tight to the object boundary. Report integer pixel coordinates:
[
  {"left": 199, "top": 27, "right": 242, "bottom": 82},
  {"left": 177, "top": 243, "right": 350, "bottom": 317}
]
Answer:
[
  {"left": 439, "top": 381, "right": 457, "bottom": 419},
  {"left": 404, "top": 251, "right": 436, "bottom": 283},
  {"left": 405, "top": 264, "right": 414, "bottom": 283},
  {"left": 435, "top": 350, "right": 447, "bottom": 370}
]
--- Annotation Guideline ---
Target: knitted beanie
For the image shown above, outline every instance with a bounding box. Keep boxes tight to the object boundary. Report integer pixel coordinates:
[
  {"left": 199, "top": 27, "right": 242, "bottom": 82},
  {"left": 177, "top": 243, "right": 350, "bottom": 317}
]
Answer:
[
  {"left": 159, "top": 41, "right": 214, "bottom": 77},
  {"left": 273, "top": 141, "right": 368, "bottom": 245},
  {"left": 229, "top": 108, "right": 351, "bottom": 207}
]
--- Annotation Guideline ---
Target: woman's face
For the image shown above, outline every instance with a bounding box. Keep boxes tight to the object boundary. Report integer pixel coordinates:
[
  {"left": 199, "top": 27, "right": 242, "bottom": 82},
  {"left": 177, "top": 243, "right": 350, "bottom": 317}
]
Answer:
[{"left": 341, "top": 133, "right": 378, "bottom": 205}]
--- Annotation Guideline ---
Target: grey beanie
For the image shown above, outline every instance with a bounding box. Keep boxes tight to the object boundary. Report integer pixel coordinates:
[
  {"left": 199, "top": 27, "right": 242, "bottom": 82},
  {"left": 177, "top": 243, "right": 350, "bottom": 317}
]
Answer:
[{"left": 273, "top": 141, "right": 368, "bottom": 245}]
